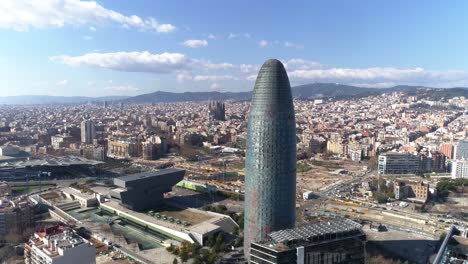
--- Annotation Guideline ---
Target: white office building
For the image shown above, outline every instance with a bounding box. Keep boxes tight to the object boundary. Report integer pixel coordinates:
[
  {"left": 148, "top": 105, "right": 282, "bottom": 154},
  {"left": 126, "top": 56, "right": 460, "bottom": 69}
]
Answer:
[
  {"left": 451, "top": 159, "right": 468, "bottom": 179},
  {"left": 378, "top": 152, "right": 420, "bottom": 175}
]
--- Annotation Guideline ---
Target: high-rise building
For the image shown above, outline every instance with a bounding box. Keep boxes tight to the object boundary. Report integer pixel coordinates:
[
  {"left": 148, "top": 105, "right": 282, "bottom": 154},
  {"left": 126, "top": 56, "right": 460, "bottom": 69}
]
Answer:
[
  {"left": 80, "top": 120, "right": 95, "bottom": 144},
  {"left": 208, "top": 101, "right": 226, "bottom": 121},
  {"left": 451, "top": 159, "right": 468, "bottom": 179},
  {"left": 455, "top": 140, "right": 468, "bottom": 159},
  {"left": 439, "top": 143, "right": 454, "bottom": 159},
  {"left": 430, "top": 151, "right": 446, "bottom": 172},
  {"left": 244, "top": 59, "right": 297, "bottom": 258}
]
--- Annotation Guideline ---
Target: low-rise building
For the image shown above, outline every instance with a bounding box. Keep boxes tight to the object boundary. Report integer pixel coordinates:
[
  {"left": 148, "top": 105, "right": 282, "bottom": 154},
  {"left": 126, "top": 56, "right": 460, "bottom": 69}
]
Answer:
[
  {"left": 433, "top": 225, "right": 468, "bottom": 264},
  {"left": 107, "top": 139, "right": 140, "bottom": 159},
  {"left": 61, "top": 187, "right": 98, "bottom": 208},
  {"left": 0, "top": 197, "right": 35, "bottom": 236},
  {"left": 394, "top": 180, "right": 429, "bottom": 202},
  {"left": 0, "top": 182, "right": 11, "bottom": 196},
  {"left": 24, "top": 225, "right": 96, "bottom": 264},
  {"left": 0, "top": 145, "right": 20, "bottom": 156},
  {"left": 51, "top": 135, "right": 74, "bottom": 150},
  {"left": 250, "top": 218, "right": 366, "bottom": 264}
]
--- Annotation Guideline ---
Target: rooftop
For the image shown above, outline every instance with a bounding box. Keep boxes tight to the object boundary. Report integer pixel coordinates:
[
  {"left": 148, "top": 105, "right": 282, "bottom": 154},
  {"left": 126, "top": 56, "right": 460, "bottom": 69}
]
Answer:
[
  {"left": 0, "top": 155, "right": 102, "bottom": 168},
  {"left": 268, "top": 218, "right": 362, "bottom": 245},
  {"left": 115, "top": 168, "right": 185, "bottom": 183}
]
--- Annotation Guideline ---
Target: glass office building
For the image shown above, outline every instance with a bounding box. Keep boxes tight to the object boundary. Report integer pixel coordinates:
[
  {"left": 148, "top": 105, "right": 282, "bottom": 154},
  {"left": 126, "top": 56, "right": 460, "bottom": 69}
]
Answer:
[{"left": 244, "top": 59, "right": 297, "bottom": 258}]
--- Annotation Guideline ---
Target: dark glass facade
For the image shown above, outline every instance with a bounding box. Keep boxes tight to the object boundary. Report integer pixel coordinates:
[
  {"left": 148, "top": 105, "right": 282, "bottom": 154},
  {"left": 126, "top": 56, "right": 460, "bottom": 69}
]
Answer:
[
  {"left": 109, "top": 168, "right": 185, "bottom": 211},
  {"left": 250, "top": 235, "right": 366, "bottom": 264},
  {"left": 244, "top": 59, "right": 297, "bottom": 258}
]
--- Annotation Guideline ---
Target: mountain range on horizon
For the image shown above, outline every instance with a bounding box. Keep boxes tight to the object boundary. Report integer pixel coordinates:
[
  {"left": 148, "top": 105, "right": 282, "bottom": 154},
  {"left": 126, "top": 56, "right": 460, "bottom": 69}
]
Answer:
[{"left": 1, "top": 83, "right": 467, "bottom": 105}]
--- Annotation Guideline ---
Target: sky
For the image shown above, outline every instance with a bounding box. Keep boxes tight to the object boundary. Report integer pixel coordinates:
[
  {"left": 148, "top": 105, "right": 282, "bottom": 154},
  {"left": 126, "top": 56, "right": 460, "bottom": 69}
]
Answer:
[{"left": 2, "top": 0, "right": 468, "bottom": 97}]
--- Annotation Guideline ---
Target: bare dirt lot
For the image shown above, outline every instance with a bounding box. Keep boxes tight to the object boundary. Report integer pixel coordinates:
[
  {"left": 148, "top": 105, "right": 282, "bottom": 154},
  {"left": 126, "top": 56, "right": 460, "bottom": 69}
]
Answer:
[{"left": 297, "top": 159, "right": 364, "bottom": 193}]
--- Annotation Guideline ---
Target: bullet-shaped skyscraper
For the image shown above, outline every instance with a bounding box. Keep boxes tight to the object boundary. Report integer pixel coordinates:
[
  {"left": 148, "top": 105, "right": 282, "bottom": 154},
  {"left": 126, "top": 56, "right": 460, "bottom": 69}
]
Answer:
[{"left": 244, "top": 59, "right": 297, "bottom": 258}]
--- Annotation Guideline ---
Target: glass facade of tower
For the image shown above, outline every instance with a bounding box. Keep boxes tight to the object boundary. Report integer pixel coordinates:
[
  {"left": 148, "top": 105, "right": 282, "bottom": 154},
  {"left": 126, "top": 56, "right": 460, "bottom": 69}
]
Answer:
[{"left": 244, "top": 59, "right": 297, "bottom": 258}]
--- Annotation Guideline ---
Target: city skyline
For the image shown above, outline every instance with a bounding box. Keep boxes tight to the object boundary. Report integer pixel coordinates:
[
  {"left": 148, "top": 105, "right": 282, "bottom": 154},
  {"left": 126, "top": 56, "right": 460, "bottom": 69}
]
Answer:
[
  {"left": 2, "top": 1, "right": 468, "bottom": 263},
  {"left": 3, "top": 0, "right": 468, "bottom": 97}
]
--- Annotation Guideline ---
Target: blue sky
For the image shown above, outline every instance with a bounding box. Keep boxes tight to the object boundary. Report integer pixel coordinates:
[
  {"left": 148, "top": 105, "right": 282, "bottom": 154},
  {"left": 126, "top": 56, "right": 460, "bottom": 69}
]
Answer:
[{"left": 1, "top": 0, "right": 468, "bottom": 97}]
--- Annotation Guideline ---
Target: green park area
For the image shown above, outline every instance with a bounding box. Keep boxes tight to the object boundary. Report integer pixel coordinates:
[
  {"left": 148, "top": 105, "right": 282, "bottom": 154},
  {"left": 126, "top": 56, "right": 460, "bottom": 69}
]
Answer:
[{"left": 297, "top": 162, "right": 313, "bottom": 173}]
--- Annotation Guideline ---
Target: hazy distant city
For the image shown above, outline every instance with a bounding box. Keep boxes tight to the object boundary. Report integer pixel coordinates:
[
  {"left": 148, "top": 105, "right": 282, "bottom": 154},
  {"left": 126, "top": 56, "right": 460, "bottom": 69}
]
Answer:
[{"left": 1, "top": 1, "right": 468, "bottom": 264}]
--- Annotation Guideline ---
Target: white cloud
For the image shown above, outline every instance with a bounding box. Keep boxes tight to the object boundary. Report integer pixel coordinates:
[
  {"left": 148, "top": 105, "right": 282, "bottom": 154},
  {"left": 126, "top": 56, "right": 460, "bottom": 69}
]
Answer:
[
  {"left": 56, "top": 80, "right": 68, "bottom": 86},
  {"left": 193, "top": 75, "right": 236, "bottom": 81},
  {"left": 227, "top": 33, "right": 250, "bottom": 39},
  {"left": 50, "top": 51, "right": 468, "bottom": 88},
  {"left": 207, "top": 33, "right": 216, "bottom": 39},
  {"left": 0, "top": 0, "right": 175, "bottom": 33},
  {"left": 286, "top": 66, "right": 468, "bottom": 88},
  {"left": 289, "top": 67, "right": 425, "bottom": 81},
  {"left": 246, "top": 75, "right": 258, "bottom": 81},
  {"left": 50, "top": 51, "right": 192, "bottom": 73},
  {"left": 350, "top": 82, "right": 397, "bottom": 88},
  {"left": 83, "top": 35, "right": 93, "bottom": 40},
  {"left": 182, "top": 39, "right": 208, "bottom": 48},
  {"left": 258, "top": 40, "right": 269, "bottom": 47},
  {"left": 210, "top": 83, "right": 221, "bottom": 91},
  {"left": 176, "top": 72, "right": 192, "bottom": 83},
  {"left": 156, "top": 24, "right": 176, "bottom": 33},
  {"left": 283, "top": 59, "right": 321, "bottom": 70},
  {"left": 89, "top": 26, "right": 96, "bottom": 31},
  {"left": 104, "top": 85, "right": 139, "bottom": 92},
  {"left": 240, "top": 64, "right": 259, "bottom": 73},
  {"left": 203, "top": 62, "right": 235, "bottom": 70},
  {"left": 284, "top": 41, "right": 303, "bottom": 49}
]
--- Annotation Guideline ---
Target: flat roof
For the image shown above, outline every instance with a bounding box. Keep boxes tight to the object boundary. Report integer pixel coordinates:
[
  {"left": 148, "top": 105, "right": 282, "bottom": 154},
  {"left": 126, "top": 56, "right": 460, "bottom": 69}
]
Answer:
[
  {"left": 62, "top": 187, "right": 95, "bottom": 200},
  {"left": 0, "top": 155, "right": 102, "bottom": 168},
  {"left": 268, "top": 218, "right": 362, "bottom": 245},
  {"left": 115, "top": 168, "right": 185, "bottom": 183}
]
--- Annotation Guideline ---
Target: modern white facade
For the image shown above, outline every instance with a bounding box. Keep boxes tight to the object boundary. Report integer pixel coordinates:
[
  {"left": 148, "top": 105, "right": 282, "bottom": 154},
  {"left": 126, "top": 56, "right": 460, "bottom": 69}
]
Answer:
[
  {"left": 378, "top": 152, "right": 420, "bottom": 175},
  {"left": 451, "top": 159, "right": 468, "bottom": 179},
  {"left": 24, "top": 226, "right": 95, "bottom": 264}
]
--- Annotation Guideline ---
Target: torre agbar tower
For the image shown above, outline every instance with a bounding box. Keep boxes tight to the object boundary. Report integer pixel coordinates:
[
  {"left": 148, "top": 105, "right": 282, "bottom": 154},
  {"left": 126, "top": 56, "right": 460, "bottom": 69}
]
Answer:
[{"left": 244, "top": 59, "right": 297, "bottom": 258}]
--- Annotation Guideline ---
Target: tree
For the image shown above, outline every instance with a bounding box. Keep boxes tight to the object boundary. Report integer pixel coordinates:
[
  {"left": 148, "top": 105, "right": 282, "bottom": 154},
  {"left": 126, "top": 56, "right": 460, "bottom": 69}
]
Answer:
[
  {"left": 180, "top": 251, "right": 189, "bottom": 263},
  {"left": 207, "top": 236, "right": 215, "bottom": 247},
  {"left": 215, "top": 204, "right": 227, "bottom": 213},
  {"left": 172, "top": 258, "right": 178, "bottom": 264},
  {"left": 104, "top": 179, "right": 113, "bottom": 185},
  {"left": 215, "top": 232, "right": 224, "bottom": 245},
  {"left": 100, "top": 223, "right": 112, "bottom": 234},
  {"left": 207, "top": 251, "right": 217, "bottom": 264},
  {"left": 167, "top": 244, "right": 175, "bottom": 253}
]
